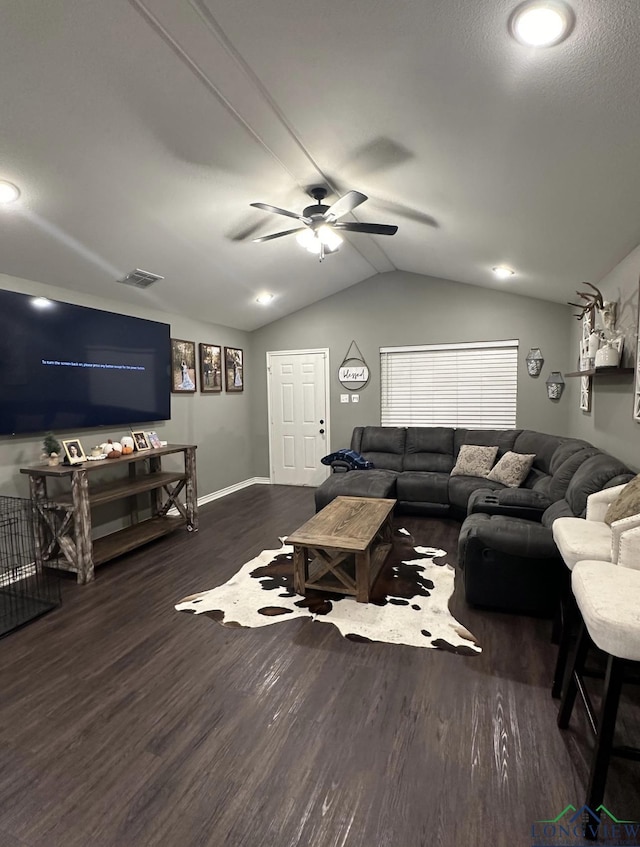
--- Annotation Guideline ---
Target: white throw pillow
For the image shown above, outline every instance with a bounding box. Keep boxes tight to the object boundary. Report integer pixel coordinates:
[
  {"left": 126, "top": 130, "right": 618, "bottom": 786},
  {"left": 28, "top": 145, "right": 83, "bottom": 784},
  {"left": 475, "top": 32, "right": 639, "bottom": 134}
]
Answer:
[
  {"left": 487, "top": 451, "right": 535, "bottom": 488},
  {"left": 450, "top": 445, "right": 499, "bottom": 478}
]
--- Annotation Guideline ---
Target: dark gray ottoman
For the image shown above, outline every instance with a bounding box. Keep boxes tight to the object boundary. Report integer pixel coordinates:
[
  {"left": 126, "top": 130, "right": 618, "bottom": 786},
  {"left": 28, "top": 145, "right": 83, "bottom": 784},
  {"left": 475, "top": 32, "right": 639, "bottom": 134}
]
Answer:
[{"left": 314, "top": 470, "right": 398, "bottom": 512}]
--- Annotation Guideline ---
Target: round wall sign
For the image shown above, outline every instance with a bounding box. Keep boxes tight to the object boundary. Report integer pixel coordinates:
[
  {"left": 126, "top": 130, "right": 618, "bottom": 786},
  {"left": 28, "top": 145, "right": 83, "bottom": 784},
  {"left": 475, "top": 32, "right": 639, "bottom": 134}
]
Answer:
[{"left": 338, "top": 359, "right": 370, "bottom": 391}]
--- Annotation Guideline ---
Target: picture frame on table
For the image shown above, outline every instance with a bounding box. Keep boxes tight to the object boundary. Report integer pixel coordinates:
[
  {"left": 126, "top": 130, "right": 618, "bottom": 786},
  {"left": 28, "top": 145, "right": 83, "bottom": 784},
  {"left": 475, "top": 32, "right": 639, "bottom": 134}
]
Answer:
[
  {"left": 146, "top": 430, "right": 162, "bottom": 449},
  {"left": 171, "top": 338, "right": 197, "bottom": 393},
  {"left": 62, "top": 439, "right": 86, "bottom": 465},
  {"left": 132, "top": 430, "right": 150, "bottom": 451},
  {"left": 224, "top": 346, "right": 244, "bottom": 392},
  {"left": 199, "top": 343, "right": 222, "bottom": 393}
]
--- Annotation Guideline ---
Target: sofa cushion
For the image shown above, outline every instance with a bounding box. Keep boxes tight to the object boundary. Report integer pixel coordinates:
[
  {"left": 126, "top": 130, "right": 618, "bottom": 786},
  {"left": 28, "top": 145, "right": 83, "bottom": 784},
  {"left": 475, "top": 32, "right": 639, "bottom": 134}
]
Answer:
[
  {"left": 451, "top": 444, "right": 498, "bottom": 478},
  {"left": 396, "top": 471, "right": 449, "bottom": 505},
  {"left": 513, "top": 431, "right": 563, "bottom": 475},
  {"left": 487, "top": 451, "right": 535, "bottom": 488},
  {"left": 403, "top": 427, "right": 455, "bottom": 472},
  {"left": 566, "top": 454, "right": 632, "bottom": 517},
  {"left": 314, "top": 469, "right": 398, "bottom": 512},
  {"left": 549, "top": 438, "right": 594, "bottom": 475},
  {"left": 454, "top": 429, "right": 520, "bottom": 458},
  {"left": 542, "top": 499, "right": 574, "bottom": 526},
  {"left": 354, "top": 426, "right": 406, "bottom": 472},
  {"left": 605, "top": 474, "right": 640, "bottom": 525},
  {"left": 547, "top": 446, "right": 601, "bottom": 502}
]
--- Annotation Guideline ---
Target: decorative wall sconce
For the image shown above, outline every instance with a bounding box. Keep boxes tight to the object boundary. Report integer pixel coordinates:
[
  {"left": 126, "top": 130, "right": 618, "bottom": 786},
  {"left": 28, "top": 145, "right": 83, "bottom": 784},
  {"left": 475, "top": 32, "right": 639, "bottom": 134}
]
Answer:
[
  {"left": 526, "top": 348, "right": 544, "bottom": 376},
  {"left": 546, "top": 371, "right": 565, "bottom": 400}
]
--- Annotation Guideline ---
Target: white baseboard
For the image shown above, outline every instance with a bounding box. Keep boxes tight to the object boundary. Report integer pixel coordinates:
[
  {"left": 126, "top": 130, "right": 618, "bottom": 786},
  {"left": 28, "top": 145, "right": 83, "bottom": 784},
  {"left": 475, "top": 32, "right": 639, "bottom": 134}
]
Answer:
[
  {"left": 168, "top": 476, "right": 271, "bottom": 515},
  {"left": 197, "top": 476, "right": 271, "bottom": 507}
]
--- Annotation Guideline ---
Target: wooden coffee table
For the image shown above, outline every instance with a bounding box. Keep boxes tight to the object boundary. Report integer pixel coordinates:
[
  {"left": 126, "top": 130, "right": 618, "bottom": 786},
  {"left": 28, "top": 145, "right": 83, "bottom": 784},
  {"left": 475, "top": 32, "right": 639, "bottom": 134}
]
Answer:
[{"left": 289, "top": 496, "right": 396, "bottom": 603}]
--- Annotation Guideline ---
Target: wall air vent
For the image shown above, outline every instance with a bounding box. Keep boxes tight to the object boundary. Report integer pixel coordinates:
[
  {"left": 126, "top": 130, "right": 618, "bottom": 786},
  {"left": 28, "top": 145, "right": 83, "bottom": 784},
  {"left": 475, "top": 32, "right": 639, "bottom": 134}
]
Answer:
[{"left": 117, "top": 268, "right": 165, "bottom": 289}]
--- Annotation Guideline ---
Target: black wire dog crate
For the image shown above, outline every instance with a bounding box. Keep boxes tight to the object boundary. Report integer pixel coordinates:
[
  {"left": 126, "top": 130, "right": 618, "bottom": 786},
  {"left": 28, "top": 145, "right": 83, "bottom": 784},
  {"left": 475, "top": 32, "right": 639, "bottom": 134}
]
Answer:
[{"left": 0, "top": 495, "right": 61, "bottom": 638}]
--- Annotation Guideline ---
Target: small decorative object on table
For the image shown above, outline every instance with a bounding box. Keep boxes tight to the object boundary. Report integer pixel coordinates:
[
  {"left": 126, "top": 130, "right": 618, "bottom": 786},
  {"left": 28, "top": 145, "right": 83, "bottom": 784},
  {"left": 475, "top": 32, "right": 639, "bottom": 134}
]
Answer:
[
  {"left": 42, "top": 432, "right": 61, "bottom": 465},
  {"left": 132, "top": 430, "right": 150, "bottom": 451},
  {"left": 62, "top": 439, "right": 86, "bottom": 465},
  {"left": 147, "top": 430, "right": 162, "bottom": 448}
]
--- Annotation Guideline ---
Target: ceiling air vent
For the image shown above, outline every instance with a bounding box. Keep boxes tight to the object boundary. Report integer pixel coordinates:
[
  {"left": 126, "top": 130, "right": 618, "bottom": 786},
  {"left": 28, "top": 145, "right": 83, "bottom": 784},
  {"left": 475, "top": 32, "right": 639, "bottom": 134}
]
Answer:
[{"left": 117, "top": 268, "right": 165, "bottom": 289}]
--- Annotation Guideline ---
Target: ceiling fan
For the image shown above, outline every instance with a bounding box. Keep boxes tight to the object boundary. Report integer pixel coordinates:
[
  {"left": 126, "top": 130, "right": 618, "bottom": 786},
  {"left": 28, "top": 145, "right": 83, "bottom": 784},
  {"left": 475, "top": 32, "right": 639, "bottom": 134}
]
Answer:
[{"left": 250, "top": 187, "right": 398, "bottom": 260}]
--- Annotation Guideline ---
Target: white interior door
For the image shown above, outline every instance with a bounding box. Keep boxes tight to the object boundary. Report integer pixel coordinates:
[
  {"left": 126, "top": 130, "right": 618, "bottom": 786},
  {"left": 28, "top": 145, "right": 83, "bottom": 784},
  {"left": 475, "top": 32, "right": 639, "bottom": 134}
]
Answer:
[{"left": 268, "top": 349, "right": 330, "bottom": 486}]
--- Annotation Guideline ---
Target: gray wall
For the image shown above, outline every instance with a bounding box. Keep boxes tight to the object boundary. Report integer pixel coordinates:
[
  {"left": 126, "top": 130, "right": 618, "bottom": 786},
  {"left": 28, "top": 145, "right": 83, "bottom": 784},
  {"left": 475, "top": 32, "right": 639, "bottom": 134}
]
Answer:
[
  {"left": 250, "top": 270, "right": 573, "bottom": 478},
  {"left": 0, "top": 273, "right": 252, "bottom": 499},
  {"left": 565, "top": 245, "right": 640, "bottom": 470}
]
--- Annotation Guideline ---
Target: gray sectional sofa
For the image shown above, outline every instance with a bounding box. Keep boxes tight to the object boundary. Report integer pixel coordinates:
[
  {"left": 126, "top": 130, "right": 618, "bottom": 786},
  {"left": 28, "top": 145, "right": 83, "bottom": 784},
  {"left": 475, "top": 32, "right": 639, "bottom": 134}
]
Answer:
[{"left": 315, "top": 426, "right": 633, "bottom": 615}]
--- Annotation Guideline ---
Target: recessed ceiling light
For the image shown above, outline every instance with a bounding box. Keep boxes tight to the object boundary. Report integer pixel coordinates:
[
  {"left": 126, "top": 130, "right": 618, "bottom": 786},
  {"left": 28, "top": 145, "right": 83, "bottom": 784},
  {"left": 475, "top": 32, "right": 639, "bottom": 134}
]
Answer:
[
  {"left": 31, "top": 297, "right": 53, "bottom": 308},
  {"left": 256, "top": 293, "right": 274, "bottom": 305},
  {"left": 493, "top": 266, "right": 515, "bottom": 279},
  {"left": 509, "top": 1, "right": 574, "bottom": 47},
  {"left": 0, "top": 180, "right": 21, "bottom": 204}
]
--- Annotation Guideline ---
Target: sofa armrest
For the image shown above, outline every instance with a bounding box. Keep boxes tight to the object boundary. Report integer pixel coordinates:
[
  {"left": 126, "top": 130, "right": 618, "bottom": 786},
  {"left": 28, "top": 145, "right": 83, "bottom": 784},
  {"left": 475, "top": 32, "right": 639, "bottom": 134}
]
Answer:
[
  {"left": 586, "top": 483, "right": 627, "bottom": 522},
  {"left": 618, "top": 525, "right": 640, "bottom": 570},
  {"left": 611, "top": 514, "right": 640, "bottom": 564},
  {"left": 467, "top": 487, "right": 552, "bottom": 521}
]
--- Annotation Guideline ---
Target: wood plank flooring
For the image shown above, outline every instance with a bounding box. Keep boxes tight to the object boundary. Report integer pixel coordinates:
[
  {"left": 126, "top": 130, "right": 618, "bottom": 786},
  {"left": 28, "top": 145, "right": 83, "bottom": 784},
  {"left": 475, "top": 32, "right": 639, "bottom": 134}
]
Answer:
[{"left": 1, "top": 484, "right": 639, "bottom": 847}]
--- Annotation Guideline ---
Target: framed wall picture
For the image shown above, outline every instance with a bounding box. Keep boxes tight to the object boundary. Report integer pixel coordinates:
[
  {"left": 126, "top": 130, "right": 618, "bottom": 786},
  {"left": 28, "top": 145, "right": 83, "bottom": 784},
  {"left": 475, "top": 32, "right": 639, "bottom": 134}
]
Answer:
[
  {"left": 224, "top": 346, "right": 244, "bottom": 392},
  {"left": 132, "top": 430, "right": 150, "bottom": 451},
  {"left": 199, "top": 343, "right": 222, "bottom": 393},
  {"left": 171, "top": 338, "right": 197, "bottom": 393},
  {"left": 62, "top": 438, "right": 86, "bottom": 465}
]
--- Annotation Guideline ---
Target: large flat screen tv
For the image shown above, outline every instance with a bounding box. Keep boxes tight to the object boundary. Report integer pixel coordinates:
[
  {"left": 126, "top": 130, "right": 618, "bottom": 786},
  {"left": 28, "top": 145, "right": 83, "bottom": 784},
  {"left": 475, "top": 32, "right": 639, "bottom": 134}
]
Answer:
[{"left": 0, "top": 290, "right": 171, "bottom": 436}]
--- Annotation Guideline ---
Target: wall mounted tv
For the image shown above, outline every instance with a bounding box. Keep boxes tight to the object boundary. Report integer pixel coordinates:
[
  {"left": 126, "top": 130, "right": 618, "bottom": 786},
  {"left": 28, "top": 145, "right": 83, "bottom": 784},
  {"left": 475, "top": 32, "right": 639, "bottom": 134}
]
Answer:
[{"left": 0, "top": 290, "right": 171, "bottom": 436}]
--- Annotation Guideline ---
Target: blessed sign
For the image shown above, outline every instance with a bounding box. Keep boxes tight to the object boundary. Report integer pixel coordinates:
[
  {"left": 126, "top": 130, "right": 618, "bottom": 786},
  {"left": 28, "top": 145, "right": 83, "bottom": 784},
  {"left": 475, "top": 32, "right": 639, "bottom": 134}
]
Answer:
[{"left": 338, "top": 362, "right": 369, "bottom": 390}]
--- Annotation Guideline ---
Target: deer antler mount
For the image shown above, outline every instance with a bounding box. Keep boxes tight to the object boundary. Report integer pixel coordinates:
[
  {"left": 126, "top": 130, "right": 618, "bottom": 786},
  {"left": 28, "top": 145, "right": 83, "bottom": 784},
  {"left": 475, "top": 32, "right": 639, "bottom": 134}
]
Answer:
[{"left": 567, "top": 282, "right": 604, "bottom": 321}]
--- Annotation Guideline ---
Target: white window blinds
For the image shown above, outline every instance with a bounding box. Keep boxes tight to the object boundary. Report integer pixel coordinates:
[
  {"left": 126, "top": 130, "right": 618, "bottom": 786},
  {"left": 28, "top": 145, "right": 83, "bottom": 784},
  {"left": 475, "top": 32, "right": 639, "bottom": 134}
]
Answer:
[{"left": 380, "top": 340, "right": 518, "bottom": 429}]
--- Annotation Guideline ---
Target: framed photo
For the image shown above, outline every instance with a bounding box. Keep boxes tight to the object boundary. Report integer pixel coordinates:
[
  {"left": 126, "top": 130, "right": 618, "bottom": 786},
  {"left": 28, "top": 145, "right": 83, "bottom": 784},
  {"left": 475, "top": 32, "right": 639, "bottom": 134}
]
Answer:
[
  {"left": 147, "top": 430, "right": 162, "bottom": 449},
  {"left": 171, "top": 338, "right": 197, "bottom": 393},
  {"left": 62, "top": 439, "right": 86, "bottom": 465},
  {"left": 224, "top": 346, "right": 244, "bottom": 392},
  {"left": 132, "top": 430, "right": 150, "bottom": 451},
  {"left": 199, "top": 343, "right": 222, "bottom": 393}
]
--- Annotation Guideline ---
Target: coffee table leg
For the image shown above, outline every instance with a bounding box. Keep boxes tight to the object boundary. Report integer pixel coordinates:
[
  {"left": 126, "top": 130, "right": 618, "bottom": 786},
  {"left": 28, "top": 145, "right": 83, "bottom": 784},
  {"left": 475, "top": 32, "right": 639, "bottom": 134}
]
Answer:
[
  {"left": 356, "top": 549, "right": 371, "bottom": 602},
  {"left": 293, "top": 545, "right": 306, "bottom": 595}
]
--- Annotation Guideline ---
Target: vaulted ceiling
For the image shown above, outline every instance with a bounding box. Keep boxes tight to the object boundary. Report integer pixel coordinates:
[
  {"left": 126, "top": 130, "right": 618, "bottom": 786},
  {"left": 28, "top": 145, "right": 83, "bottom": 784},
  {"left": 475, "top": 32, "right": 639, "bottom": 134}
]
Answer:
[{"left": 1, "top": 0, "right": 639, "bottom": 330}]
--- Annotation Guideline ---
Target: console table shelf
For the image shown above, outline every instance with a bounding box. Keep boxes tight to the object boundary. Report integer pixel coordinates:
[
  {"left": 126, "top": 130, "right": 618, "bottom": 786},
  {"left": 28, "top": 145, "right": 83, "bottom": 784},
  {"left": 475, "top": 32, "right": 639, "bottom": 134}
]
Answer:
[{"left": 21, "top": 444, "right": 197, "bottom": 584}]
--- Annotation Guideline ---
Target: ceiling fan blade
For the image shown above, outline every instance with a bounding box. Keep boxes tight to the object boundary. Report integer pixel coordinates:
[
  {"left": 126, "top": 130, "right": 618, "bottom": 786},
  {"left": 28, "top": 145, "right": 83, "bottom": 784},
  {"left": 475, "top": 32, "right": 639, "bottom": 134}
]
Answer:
[
  {"left": 252, "top": 228, "right": 305, "bottom": 243},
  {"left": 250, "top": 202, "right": 311, "bottom": 224},
  {"left": 323, "top": 190, "right": 368, "bottom": 221},
  {"left": 333, "top": 222, "right": 398, "bottom": 236}
]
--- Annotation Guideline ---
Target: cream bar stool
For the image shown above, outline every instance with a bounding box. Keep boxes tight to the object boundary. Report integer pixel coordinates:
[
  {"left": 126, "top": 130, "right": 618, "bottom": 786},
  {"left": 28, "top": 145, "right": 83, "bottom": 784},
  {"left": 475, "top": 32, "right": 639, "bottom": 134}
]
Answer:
[
  {"left": 551, "top": 484, "right": 640, "bottom": 697},
  {"left": 557, "top": 530, "right": 640, "bottom": 841}
]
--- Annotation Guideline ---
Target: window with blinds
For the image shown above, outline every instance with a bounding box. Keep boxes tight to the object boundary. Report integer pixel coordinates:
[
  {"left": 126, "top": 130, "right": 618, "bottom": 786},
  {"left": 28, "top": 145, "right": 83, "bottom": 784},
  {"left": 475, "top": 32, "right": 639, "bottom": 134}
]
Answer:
[{"left": 380, "top": 340, "right": 518, "bottom": 429}]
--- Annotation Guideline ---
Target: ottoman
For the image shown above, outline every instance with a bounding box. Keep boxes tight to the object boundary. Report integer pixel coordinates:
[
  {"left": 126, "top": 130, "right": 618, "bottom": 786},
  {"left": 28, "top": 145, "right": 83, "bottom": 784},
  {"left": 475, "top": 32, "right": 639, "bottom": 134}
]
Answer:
[{"left": 314, "top": 469, "right": 398, "bottom": 512}]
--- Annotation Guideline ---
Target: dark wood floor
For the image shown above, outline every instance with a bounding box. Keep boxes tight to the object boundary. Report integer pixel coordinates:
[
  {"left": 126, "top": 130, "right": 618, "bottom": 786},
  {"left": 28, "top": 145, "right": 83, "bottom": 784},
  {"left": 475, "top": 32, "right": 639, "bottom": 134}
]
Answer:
[{"left": 1, "top": 484, "right": 639, "bottom": 847}]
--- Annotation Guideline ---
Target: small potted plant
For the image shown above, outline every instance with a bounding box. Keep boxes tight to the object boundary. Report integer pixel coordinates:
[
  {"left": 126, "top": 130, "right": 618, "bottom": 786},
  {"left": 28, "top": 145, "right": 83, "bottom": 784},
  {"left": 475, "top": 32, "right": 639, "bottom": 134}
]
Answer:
[{"left": 43, "top": 432, "right": 62, "bottom": 466}]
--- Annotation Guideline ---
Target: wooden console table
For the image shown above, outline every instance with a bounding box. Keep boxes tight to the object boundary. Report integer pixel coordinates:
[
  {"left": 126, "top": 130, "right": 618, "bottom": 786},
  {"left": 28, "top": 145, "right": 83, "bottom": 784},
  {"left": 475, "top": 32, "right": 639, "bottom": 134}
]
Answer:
[{"left": 21, "top": 444, "right": 198, "bottom": 584}]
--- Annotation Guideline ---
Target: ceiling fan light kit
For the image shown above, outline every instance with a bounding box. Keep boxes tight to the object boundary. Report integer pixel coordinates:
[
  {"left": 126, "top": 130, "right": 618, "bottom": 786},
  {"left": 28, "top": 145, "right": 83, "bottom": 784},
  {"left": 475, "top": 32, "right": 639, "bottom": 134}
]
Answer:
[{"left": 251, "top": 186, "right": 398, "bottom": 261}]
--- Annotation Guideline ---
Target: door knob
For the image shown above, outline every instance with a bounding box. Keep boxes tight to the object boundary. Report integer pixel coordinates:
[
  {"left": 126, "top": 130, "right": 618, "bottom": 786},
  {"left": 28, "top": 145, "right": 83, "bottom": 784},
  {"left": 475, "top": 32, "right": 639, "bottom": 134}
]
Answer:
[
  {"left": 319, "top": 429, "right": 325, "bottom": 434},
  {"left": 319, "top": 419, "right": 324, "bottom": 424}
]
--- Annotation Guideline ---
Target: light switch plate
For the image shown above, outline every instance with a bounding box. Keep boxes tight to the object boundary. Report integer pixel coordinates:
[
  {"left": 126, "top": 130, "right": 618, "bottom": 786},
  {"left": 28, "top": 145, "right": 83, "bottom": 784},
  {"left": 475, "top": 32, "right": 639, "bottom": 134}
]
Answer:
[
  {"left": 351, "top": 394, "right": 359, "bottom": 403},
  {"left": 341, "top": 394, "right": 349, "bottom": 403}
]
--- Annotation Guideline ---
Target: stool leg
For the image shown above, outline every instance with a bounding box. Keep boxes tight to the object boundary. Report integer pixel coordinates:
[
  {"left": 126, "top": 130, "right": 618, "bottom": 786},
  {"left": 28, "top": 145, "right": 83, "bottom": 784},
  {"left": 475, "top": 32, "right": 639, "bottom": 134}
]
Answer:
[
  {"left": 582, "top": 655, "right": 625, "bottom": 842},
  {"left": 557, "top": 621, "right": 589, "bottom": 728},
  {"left": 552, "top": 592, "right": 578, "bottom": 699}
]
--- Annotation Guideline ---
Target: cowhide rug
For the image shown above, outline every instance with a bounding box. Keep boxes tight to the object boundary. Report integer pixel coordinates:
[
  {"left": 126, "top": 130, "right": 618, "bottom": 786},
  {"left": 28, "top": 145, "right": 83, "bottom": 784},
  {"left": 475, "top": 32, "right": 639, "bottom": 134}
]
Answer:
[{"left": 175, "top": 528, "right": 481, "bottom": 654}]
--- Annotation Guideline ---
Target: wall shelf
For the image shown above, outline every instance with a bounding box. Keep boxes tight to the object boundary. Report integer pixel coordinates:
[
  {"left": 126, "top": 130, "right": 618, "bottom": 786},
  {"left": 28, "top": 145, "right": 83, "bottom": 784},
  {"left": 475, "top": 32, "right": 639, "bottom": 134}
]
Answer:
[{"left": 564, "top": 367, "right": 633, "bottom": 377}]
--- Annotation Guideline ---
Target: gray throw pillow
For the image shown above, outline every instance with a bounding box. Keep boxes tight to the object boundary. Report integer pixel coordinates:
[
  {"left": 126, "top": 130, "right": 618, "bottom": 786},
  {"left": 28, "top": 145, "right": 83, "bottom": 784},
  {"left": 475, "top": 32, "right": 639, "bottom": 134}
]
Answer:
[
  {"left": 450, "top": 444, "right": 498, "bottom": 478},
  {"left": 487, "top": 451, "right": 536, "bottom": 488},
  {"left": 605, "top": 474, "right": 640, "bottom": 525}
]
